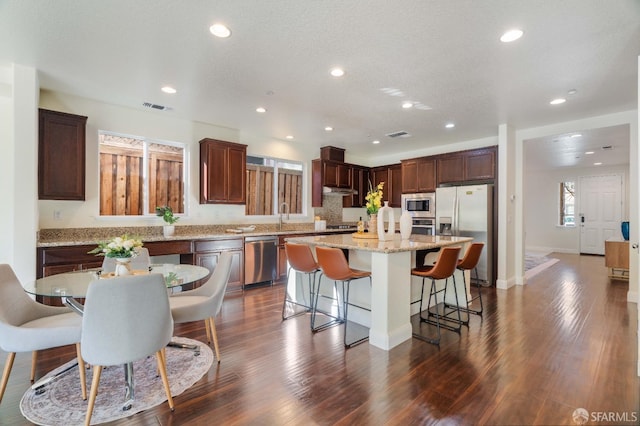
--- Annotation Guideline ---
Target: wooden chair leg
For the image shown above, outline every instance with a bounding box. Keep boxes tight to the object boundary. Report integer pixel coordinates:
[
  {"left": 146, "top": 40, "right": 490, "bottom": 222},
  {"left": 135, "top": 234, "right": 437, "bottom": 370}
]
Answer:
[
  {"left": 30, "top": 351, "right": 37, "bottom": 382},
  {"left": 209, "top": 317, "right": 221, "bottom": 362},
  {"left": 84, "top": 365, "right": 102, "bottom": 426},
  {"left": 0, "top": 352, "right": 16, "bottom": 404},
  {"left": 76, "top": 343, "right": 87, "bottom": 400},
  {"left": 155, "top": 350, "right": 175, "bottom": 411},
  {"left": 204, "top": 318, "right": 212, "bottom": 344}
]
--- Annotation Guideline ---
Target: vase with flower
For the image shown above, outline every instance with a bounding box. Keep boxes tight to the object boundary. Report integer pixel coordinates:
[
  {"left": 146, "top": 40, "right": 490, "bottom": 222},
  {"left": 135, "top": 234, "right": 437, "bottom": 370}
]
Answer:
[
  {"left": 365, "top": 181, "right": 384, "bottom": 237},
  {"left": 88, "top": 235, "right": 144, "bottom": 276}
]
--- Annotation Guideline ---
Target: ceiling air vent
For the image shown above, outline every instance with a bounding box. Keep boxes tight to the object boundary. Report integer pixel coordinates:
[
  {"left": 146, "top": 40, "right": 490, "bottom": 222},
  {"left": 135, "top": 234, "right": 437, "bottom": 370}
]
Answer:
[
  {"left": 142, "top": 102, "right": 172, "bottom": 111},
  {"left": 601, "top": 145, "right": 613, "bottom": 150},
  {"left": 386, "top": 130, "right": 411, "bottom": 138}
]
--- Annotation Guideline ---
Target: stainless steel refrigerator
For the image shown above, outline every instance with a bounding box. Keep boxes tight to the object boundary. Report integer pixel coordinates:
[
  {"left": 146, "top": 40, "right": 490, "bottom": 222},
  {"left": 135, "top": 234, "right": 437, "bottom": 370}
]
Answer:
[{"left": 436, "top": 184, "right": 493, "bottom": 285}]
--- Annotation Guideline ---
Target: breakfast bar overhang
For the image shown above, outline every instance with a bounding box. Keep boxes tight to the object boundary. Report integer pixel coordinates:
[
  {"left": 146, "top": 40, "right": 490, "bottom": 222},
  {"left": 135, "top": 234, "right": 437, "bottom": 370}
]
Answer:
[{"left": 285, "top": 234, "right": 473, "bottom": 350}]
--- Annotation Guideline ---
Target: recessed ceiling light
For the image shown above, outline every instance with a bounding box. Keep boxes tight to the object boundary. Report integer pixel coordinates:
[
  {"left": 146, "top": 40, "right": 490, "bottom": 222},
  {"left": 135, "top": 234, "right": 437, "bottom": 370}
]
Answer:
[
  {"left": 330, "top": 67, "right": 345, "bottom": 77},
  {"left": 445, "top": 123, "right": 455, "bottom": 129},
  {"left": 285, "top": 135, "right": 294, "bottom": 140},
  {"left": 210, "top": 23, "right": 231, "bottom": 38},
  {"left": 570, "top": 133, "right": 582, "bottom": 138},
  {"left": 500, "top": 29, "right": 524, "bottom": 43},
  {"left": 256, "top": 107, "right": 266, "bottom": 113},
  {"left": 594, "top": 162, "right": 602, "bottom": 166},
  {"left": 550, "top": 98, "right": 566, "bottom": 105},
  {"left": 402, "top": 102, "right": 413, "bottom": 109},
  {"left": 585, "top": 151, "right": 595, "bottom": 155},
  {"left": 325, "top": 126, "right": 333, "bottom": 132},
  {"left": 161, "top": 86, "right": 176, "bottom": 94},
  {"left": 372, "top": 140, "right": 380, "bottom": 144}
]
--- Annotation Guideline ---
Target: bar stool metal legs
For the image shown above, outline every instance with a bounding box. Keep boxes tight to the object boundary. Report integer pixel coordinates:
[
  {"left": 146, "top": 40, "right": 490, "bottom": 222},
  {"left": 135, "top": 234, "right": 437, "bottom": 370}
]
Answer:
[
  {"left": 314, "top": 246, "right": 371, "bottom": 348},
  {"left": 310, "top": 273, "right": 344, "bottom": 332},
  {"left": 410, "top": 246, "right": 462, "bottom": 345},
  {"left": 451, "top": 242, "right": 485, "bottom": 317},
  {"left": 282, "top": 265, "right": 318, "bottom": 321}
]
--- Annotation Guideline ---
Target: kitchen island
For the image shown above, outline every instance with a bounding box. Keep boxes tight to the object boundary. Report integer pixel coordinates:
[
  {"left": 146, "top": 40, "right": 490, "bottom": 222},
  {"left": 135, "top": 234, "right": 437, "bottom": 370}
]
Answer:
[{"left": 285, "top": 233, "right": 472, "bottom": 350}]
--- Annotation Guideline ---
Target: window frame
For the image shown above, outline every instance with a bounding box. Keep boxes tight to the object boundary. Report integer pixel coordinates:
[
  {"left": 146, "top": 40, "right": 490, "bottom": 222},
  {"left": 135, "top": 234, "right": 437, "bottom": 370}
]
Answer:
[
  {"left": 97, "top": 130, "right": 189, "bottom": 218},
  {"left": 559, "top": 181, "right": 575, "bottom": 227},
  {"left": 245, "top": 155, "right": 306, "bottom": 217}
]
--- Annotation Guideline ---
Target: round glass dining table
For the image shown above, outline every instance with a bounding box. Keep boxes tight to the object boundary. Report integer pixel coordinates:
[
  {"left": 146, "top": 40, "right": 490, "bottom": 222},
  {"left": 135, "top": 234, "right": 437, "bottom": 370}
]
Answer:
[{"left": 25, "top": 264, "right": 211, "bottom": 298}]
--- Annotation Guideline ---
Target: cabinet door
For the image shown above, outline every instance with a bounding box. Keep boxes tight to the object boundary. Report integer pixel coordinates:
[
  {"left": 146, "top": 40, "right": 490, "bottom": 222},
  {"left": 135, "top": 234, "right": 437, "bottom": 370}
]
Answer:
[
  {"left": 416, "top": 158, "right": 436, "bottom": 192},
  {"left": 437, "top": 155, "right": 465, "bottom": 184},
  {"left": 466, "top": 149, "right": 495, "bottom": 181},
  {"left": 371, "top": 167, "right": 388, "bottom": 190},
  {"left": 401, "top": 160, "right": 418, "bottom": 193},
  {"left": 38, "top": 109, "right": 87, "bottom": 200},
  {"left": 227, "top": 146, "right": 246, "bottom": 203},
  {"left": 389, "top": 164, "right": 402, "bottom": 207},
  {"left": 43, "top": 263, "right": 80, "bottom": 277},
  {"left": 337, "top": 164, "right": 351, "bottom": 188},
  {"left": 277, "top": 244, "right": 288, "bottom": 279},
  {"left": 199, "top": 139, "right": 247, "bottom": 204},
  {"left": 323, "top": 161, "right": 339, "bottom": 187}
]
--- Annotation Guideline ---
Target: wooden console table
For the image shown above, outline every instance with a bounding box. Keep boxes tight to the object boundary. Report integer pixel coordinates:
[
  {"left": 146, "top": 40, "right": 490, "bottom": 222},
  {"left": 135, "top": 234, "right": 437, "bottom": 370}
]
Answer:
[{"left": 604, "top": 239, "right": 629, "bottom": 280}]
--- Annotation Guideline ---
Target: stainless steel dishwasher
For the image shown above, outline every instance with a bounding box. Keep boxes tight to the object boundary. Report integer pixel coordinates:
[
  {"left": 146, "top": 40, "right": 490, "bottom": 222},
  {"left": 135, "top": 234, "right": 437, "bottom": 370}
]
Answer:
[{"left": 244, "top": 236, "right": 278, "bottom": 286}]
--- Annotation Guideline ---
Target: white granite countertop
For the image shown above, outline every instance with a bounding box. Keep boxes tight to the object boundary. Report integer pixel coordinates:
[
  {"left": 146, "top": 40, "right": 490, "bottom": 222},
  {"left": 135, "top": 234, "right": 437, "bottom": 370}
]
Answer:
[
  {"left": 37, "top": 226, "right": 357, "bottom": 248},
  {"left": 286, "top": 233, "right": 472, "bottom": 254}
]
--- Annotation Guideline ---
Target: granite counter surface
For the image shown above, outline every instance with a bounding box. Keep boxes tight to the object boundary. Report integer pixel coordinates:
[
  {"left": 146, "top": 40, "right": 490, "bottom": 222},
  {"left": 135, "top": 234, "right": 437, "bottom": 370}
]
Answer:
[
  {"left": 38, "top": 224, "right": 356, "bottom": 248},
  {"left": 286, "top": 234, "right": 472, "bottom": 254}
]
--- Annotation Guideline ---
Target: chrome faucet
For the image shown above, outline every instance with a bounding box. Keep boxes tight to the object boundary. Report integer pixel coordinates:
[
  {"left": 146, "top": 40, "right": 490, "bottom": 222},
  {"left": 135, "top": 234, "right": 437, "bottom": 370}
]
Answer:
[{"left": 278, "top": 202, "right": 290, "bottom": 230}]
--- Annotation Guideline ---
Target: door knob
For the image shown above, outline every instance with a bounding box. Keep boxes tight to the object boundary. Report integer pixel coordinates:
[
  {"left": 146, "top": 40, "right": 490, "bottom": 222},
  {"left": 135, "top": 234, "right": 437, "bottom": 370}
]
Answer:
[{"left": 632, "top": 243, "right": 638, "bottom": 250}]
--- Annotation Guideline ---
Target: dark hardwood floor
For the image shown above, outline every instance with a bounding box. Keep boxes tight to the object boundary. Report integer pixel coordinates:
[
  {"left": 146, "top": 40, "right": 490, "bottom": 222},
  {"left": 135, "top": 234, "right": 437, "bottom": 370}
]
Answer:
[{"left": 1, "top": 253, "right": 638, "bottom": 425}]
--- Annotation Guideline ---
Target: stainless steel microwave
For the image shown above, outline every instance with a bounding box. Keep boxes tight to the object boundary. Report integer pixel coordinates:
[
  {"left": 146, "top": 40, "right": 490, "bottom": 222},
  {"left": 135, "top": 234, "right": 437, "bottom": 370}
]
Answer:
[{"left": 401, "top": 193, "right": 435, "bottom": 218}]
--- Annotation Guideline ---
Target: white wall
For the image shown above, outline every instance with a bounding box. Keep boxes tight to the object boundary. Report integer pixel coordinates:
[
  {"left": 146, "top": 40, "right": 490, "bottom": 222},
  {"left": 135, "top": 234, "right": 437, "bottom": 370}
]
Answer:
[
  {"left": 0, "top": 65, "right": 14, "bottom": 266},
  {"left": 524, "top": 165, "right": 629, "bottom": 253}
]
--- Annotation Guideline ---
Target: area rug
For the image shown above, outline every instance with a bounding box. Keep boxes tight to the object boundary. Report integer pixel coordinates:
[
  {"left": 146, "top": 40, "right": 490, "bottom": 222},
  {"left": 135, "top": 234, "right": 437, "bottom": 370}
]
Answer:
[
  {"left": 20, "top": 337, "right": 213, "bottom": 425},
  {"left": 525, "top": 253, "right": 559, "bottom": 279}
]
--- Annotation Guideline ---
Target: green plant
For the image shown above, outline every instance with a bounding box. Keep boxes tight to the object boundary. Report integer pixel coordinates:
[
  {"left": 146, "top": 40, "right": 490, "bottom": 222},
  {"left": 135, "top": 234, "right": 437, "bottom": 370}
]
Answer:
[{"left": 156, "top": 206, "right": 179, "bottom": 225}]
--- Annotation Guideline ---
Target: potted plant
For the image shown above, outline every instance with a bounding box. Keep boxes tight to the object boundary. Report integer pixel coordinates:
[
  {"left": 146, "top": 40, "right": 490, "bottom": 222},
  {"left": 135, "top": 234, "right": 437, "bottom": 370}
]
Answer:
[{"left": 156, "top": 206, "right": 179, "bottom": 237}]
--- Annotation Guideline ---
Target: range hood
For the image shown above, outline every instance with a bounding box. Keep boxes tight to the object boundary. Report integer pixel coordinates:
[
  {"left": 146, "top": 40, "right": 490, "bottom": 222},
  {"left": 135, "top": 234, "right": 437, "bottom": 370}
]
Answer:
[{"left": 322, "top": 186, "right": 358, "bottom": 196}]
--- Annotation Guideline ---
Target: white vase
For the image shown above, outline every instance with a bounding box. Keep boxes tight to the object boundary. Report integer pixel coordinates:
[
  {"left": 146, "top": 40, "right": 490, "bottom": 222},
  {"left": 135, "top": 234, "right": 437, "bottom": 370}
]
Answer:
[
  {"left": 114, "top": 258, "right": 131, "bottom": 276},
  {"left": 400, "top": 210, "right": 412, "bottom": 240},
  {"left": 163, "top": 225, "right": 175, "bottom": 237},
  {"left": 377, "top": 201, "right": 395, "bottom": 241}
]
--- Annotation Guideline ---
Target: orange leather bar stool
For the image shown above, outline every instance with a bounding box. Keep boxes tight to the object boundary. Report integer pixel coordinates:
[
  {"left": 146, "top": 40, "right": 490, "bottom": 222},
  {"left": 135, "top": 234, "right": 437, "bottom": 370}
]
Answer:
[
  {"left": 411, "top": 246, "right": 462, "bottom": 345},
  {"left": 456, "top": 242, "right": 485, "bottom": 317},
  {"left": 282, "top": 243, "right": 321, "bottom": 323},
  {"left": 314, "top": 246, "right": 371, "bottom": 348}
]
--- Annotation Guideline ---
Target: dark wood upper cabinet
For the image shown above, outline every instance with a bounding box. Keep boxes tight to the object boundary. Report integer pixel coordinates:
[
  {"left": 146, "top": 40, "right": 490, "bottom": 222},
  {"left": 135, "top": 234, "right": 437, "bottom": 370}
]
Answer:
[
  {"left": 436, "top": 146, "right": 497, "bottom": 185},
  {"left": 401, "top": 157, "right": 436, "bottom": 193},
  {"left": 199, "top": 138, "right": 247, "bottom": 204},
  {"left": 466, "top": 148, "right": 496, "bottom": 181},
  {"left": 371, "top": 164, "right": 401, "bottom": 207},
  {"left": 38, "top": 109, "right": 87, "bottom": 200}
]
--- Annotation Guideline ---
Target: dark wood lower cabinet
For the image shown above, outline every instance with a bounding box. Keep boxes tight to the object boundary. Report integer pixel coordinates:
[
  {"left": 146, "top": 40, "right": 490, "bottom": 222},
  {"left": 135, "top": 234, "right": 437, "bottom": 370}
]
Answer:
[{"left": 194, "top": 239, "right": 244, "bottom": 292}]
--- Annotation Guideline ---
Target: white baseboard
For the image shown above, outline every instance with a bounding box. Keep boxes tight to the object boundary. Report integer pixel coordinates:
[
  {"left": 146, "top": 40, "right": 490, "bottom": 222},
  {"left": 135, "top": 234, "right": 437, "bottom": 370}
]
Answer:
[
  {"left": 496, "top": 277, "right": 515, "bottom": 289},
  {"left": 525, "top": 246, "right": 579, "bottom": 255},
  {"left": 627, "top": 290, "right": 638, "bottom": 304}
]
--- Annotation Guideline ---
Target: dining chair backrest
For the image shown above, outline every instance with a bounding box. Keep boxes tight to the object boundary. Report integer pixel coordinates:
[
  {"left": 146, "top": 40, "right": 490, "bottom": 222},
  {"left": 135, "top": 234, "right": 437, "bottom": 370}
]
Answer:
[
  {"left": 101, "top": 247, "right": 151, "bottom": 273},
  {"left": 457, "top": 243, "right": 484, "bottom": 271},
  {"left": 181, "top": 251, "right": 232, "bottom": 305},
  {"left": 426, "top": 246, "right": 462, "bottom": 280},
  {"left": 0, "top": 264, "right": 39, "bottom": 329},
  {"left": 81, "top": 273, "right": 173, "bottom": 366},
  {"left": 315, "top": 246, "right": 354, "bottom": 281},
  {"left": 285, "top": 243, "right": 319, "bottom": 274}
]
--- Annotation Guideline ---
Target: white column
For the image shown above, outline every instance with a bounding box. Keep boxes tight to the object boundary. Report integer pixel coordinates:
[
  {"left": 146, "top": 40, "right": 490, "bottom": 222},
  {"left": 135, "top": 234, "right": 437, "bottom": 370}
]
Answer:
[{"left": 368, "top": 251, "right": 412, "bottom": 350}]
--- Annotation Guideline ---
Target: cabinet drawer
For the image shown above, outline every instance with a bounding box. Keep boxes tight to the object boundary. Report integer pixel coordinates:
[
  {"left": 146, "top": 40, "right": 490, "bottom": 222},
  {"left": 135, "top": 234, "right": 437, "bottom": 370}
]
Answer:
[
  {"left": 145, "top": 240, "right": 193, "bottom": 256},
  {"left": 195, "top": 238, "right": 243, "bottom": 252},
  {"left": 41, "top": 245, "right": 98, "bottom": 265}
]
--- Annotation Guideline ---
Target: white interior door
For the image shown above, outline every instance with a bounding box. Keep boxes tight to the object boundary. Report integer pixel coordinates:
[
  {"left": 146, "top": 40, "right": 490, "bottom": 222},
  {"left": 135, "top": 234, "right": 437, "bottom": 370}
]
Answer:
[{"left": 579, "top": 174, "right": 623, "bottom": 255}]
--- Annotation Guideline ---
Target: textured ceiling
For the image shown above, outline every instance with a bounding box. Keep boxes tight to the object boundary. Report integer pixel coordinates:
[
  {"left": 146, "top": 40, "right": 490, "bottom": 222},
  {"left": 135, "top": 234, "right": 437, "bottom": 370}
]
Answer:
[{"left": 0, "top": 0, "right": 638, "bottom": 165}]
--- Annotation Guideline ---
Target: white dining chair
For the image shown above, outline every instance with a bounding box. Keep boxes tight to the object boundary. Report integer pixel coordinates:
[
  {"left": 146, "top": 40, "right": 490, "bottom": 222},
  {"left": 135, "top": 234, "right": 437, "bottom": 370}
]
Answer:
[
  {"left": 80, "top": 273, "right": 174, "bottom": 425},
  {"left": 169, "top": 251, "right": 232, "bottom": 362},
  {"left": 0, "top": 264, "right": 86, "bottom": 404},
  {"left": 101, "top": 247, "right": 151, "bottom": 273}
]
